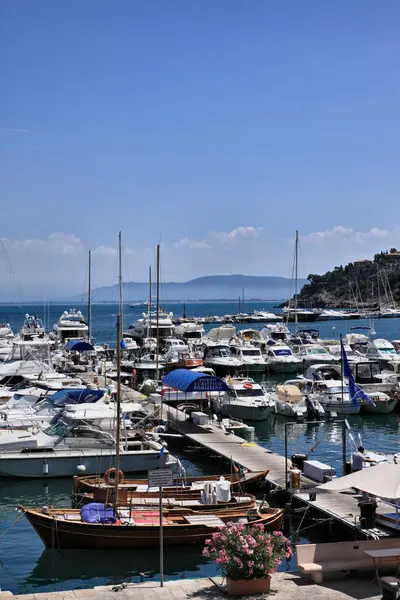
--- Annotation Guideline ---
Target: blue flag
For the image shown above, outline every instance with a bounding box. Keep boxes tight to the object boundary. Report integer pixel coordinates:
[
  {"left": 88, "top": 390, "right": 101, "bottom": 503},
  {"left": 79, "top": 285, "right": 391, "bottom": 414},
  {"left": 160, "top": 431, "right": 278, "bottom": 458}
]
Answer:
[
  {"left": 121, "top": 339, "right": 127, "bottom": 350},
  {"left": 341, "top": 339, "right": 375, "bottom": 407},
  {"left": 159, "top": 446, "right": 164, "bottom": 457}
]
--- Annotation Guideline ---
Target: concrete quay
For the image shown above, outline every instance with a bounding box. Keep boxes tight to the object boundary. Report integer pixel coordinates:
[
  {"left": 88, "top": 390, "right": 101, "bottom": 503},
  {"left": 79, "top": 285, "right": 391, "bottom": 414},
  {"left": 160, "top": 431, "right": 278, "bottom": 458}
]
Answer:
[{"left": 0, "top": 573, "right": 383, "bottom": 600}]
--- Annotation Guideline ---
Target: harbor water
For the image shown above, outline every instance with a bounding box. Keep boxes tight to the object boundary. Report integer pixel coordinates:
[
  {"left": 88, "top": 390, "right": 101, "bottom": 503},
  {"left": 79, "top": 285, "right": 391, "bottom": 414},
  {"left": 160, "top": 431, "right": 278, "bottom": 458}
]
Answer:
[{"left": 0, "top": 302, "right": 399, "bottom": 593}]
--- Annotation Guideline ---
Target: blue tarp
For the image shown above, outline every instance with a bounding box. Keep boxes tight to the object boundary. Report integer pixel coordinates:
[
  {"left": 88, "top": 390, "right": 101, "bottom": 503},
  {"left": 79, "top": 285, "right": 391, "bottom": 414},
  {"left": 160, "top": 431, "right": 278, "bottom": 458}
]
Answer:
[
  {"left": 81, "top": 503, "right": 115, "bottom": 524},
  {"left": 46, "top": 389, "right": 104, "bottom": 407},
  {"left": 64, "top": 340, "right": 94, "bottom": 352},
  {"left": 162, "top": 368, "right": 229, "bottom": 392}
]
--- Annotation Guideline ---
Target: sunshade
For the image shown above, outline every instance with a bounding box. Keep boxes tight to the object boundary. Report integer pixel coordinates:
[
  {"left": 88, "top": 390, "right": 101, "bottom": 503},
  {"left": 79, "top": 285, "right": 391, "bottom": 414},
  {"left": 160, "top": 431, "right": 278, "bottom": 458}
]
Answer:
[{"left": 318, "top": 464, "right": 400, "bottom": 499}]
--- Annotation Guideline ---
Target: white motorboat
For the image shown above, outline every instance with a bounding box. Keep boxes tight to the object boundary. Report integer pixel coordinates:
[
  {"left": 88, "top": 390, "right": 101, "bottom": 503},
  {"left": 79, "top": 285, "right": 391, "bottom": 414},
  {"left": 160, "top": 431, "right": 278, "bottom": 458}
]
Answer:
[
  {"left": 265, "top": 344, "right": 302, "bottom": 373},
  {"left": 272, "top": 383, "right": 325, "bottom": 420},
  {"left": 323, "top": 343, "right": 366, "bottom": 365},
  {"left": 310, "top": 380, "right": 361, "bottom": 415},
  {"left": 282, "top": 307, "right": 318, "bottom": 322},
  {"left": 19, "top": 314, "right": 46, "bottom": 341},
  {"left": 230, "top": 343, "right": 266, "bottom": 373},
  {"left": 53, "top": 309, "right": 89, "bottom": 344},
  {"left": 0, "top": 339, "right": 56, "bottom": 386},
  {"left": 173, "top": 321, "right": 205, "bottom": 346},
  {"left": 203, "top": 345, "right": 242, "bottom": 376},
  {"left": 316, "top": 309, "right": 347, "bottom": 321},
  {"left": 236, "top": 329, "right": 267, "bottom": 352},
  {"left": 342, "top": 327, "right": 375, "bottom": 352},
  {"left": 202, "top": 325, "right": 236, "bottom": 347},
  {"left": 252, "top": 310, "right": 283, "bottom": 322},
  {"left": 0, "top": 408, "right": 172, "bottom": 478},
  {"left": 213, "top": 377, "right": 275, "bottom": 421},
  {"left": 365, "top": 339, "right": 400, "bottom": 370},
  {"left": 124, "top": 312, "right": 175, "bottom": 344},
  {"left": 295, "top": 344, "right": 337, "bottom": 369},
  {"left": 261, "top": 324, "right": 291, "bottom": 344}
]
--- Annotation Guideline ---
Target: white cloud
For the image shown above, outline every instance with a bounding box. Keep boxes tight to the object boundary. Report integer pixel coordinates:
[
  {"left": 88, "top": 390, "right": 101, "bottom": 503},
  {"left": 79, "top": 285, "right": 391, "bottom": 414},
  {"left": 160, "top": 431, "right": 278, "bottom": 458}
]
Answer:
[
  {"left": 302, "top": 226, "right": 389, "bottom": 244},
  {"left": 1, "top": 233, "right": 84, "bottom": 255},
  {"left": 173, "top": 225, "right": 263, "bottom": 250},
  {"left": 92, "top": 245, "right": 133, "bottom": 257}
]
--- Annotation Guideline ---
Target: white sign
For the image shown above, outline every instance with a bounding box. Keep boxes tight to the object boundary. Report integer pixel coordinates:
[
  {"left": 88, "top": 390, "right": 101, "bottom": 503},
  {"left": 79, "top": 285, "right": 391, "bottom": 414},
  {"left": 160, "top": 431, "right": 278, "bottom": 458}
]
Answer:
[{"left": 148, "top": 468, "right": 173, "bottom": 488}]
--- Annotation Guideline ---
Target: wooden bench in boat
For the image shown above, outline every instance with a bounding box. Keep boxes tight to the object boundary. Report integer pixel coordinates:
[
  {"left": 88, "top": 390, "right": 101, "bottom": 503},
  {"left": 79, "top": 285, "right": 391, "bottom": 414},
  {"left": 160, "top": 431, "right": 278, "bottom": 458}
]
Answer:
[{"left": 297, "top": 539, "right": 400, "bottom": 583}]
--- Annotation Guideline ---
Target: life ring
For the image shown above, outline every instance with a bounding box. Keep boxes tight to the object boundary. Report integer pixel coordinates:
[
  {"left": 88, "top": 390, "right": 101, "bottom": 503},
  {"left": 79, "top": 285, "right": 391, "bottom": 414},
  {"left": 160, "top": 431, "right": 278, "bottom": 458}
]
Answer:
[
  {"left": 104, "top": 468, "right": 124, "bottom": 486},
  {"left": 243, "top": 382, "right": 253, "bottom": 390}
]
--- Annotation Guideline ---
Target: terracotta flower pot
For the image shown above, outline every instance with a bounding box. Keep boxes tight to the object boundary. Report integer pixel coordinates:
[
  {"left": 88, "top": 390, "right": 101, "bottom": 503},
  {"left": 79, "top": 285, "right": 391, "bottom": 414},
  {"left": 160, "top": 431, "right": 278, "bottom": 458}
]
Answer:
[{"left": 226, "top": 575, "right": 271, "bottom": 596}]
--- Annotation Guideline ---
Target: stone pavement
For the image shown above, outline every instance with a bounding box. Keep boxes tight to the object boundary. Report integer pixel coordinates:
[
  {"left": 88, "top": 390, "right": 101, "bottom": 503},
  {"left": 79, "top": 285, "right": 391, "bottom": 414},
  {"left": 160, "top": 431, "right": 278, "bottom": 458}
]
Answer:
[{"left": 0, "top": 573, "right": 384, "bottom": 600}]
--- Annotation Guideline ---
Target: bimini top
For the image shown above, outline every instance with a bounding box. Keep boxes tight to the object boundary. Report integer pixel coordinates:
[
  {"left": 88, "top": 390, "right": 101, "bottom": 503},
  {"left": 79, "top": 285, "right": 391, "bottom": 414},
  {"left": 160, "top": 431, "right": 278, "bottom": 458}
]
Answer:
[
  {"left": 163, "top": 368, "right": 229, "bottom": 392},
  {"left": 64, "top": 340, "right": 94, "bottom": 352},
  {"left": 46, "top": 388, "right": 104, "bottom": 407}
]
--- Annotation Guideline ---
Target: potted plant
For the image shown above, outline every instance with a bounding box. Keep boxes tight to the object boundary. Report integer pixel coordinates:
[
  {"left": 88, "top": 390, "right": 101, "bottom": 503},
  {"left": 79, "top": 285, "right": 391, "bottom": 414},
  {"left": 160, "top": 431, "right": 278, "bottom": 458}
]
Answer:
[{"left": 202, "top": 522, "right": 292, "bottom": 596}]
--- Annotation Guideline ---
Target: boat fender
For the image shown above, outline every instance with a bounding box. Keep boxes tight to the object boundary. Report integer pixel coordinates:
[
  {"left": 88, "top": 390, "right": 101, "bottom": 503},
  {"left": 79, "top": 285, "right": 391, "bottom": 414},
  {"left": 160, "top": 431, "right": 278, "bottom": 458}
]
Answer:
[
  {"left": 77, "top": 464, "right": 86, "bottom": 473},
  {"left": 42, "top": 460, "right": 49, "bottom": 475},
  {"left": 104, "top": 468, "right": 124, "bottom": 486}
]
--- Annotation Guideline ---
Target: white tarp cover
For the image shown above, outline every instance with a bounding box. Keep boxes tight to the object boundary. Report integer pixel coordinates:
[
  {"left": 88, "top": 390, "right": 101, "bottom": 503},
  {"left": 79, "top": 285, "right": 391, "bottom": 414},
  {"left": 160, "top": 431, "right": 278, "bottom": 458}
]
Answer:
[{"left": 318, "top": 464, "right": 400, "bottom": 499}]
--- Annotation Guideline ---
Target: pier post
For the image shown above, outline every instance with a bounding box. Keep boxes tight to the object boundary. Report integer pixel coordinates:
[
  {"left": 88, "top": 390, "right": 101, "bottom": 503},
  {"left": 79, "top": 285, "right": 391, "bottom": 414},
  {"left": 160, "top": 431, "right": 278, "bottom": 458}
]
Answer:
[{"left": 159, "top": 485, "right": 164, "bottom": 587}]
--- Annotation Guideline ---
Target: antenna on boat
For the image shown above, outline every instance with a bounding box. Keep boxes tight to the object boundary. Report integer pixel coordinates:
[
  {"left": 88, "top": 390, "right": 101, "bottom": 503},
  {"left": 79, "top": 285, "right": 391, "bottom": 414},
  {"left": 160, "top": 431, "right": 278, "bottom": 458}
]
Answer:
[
  {"left": 88, "top": 249, "right": 92, "bottom": 343},
  {"left": 114, "top": 232, "right": 123, "bottom": 510},
  {"left": 148, "top": 265, "right": 152, "bottom": 339}
]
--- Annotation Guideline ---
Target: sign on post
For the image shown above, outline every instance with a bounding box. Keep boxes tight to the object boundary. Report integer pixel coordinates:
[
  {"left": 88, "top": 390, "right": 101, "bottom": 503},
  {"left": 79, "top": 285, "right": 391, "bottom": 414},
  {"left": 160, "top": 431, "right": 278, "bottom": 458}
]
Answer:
[{"left": 148, "top": 468, "right": 173, "bottom": 488}]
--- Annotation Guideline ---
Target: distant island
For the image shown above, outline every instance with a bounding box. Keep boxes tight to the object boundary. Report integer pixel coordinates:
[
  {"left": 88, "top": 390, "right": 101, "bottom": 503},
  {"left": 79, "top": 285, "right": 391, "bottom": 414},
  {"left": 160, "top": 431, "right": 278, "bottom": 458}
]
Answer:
[
  {"left": 75, "top": 274, "right": 307, "bottom": 303},
  {"left": 295, "top": 249, "right": 400, "bottom": 308}
]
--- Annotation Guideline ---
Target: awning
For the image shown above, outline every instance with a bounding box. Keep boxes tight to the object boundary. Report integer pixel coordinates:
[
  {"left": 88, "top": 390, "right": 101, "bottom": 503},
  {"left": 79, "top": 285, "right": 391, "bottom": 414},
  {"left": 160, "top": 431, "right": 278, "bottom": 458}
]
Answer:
[
  {"left": 47, "top": 389, "right": 104, "bottom": 407},
  {"left": 65, "top": 340, "right": 94, "bottom": 352},
  {"left": 162, "top": 368, "right": 229, "bottom": 392},
  {"left": 318, "top": 464, "right": 400, "bottom": 499}
]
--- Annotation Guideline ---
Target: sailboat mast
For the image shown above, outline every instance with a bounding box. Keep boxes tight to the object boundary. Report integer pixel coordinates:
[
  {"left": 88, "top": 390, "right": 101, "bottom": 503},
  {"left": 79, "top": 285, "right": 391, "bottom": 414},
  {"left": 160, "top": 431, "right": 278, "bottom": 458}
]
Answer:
[
  {"left": 155, "top": 244, "right": 160, "bottom": 381},
  {"left": 114, "top": 232, "right": 123, "bottom": 508},
  {"left": 242, "top": 288, "right": 245, "bottom": 314},
  {"left": 294, "top": 230, "right": 299, "bottom": 329},
  {"left": 148, "top": 265, "right": 152, "bottom": 338},
  {"left": 88, "top": 250, "right": 92, "bottom": 343}
]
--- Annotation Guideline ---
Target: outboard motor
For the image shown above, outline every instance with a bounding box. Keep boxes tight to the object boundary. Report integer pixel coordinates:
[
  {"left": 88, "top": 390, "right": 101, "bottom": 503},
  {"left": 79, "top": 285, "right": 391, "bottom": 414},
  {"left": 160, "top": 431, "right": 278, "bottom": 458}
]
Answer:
[{"left": 305, "top": 395, "right": 321, "bottom": 420}]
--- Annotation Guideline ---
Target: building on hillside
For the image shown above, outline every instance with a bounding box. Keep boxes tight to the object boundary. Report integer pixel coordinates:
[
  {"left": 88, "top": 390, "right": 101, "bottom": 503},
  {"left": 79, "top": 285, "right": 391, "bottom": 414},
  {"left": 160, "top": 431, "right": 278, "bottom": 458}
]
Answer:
[{"left": 380, "top": 250, "right": 400, "bottom": 271}]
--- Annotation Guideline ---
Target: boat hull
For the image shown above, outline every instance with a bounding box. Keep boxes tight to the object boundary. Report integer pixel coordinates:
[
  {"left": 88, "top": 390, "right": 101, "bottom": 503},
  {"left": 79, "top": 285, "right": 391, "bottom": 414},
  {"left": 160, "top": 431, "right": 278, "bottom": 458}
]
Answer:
[
  {"left": 362, "top": 399, "right": 398, "bottom": 414},
  {"left": 267, "top": 361, "right": 301, "bottom": 374},
  {"left": 23, "top": 508, "right": 283, "bottom": 549},
  {"left": 0, "top": 450, "right": 171, "bottom": 479},
  {"left": 220, "top": 403, "right": 272, "bottom": 421}
]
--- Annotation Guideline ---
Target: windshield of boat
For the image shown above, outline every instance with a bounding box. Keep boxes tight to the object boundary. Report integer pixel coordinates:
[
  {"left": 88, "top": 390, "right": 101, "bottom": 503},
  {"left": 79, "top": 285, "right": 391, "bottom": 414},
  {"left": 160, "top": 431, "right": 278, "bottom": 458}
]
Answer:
[
  {"left": 272, "top": 348, "right": 292, "bottom": 356},
  {"left": 378, "top": 348, "right": 397, "bottom": 355},
  {"left": 240, "top": 349, "right": 261, "bottom": 356},
  {"left": 235, "top": 388, "right": 265, "bottom": 397},
  {"left": 43, "top": 415, "right": 72, "bottom": 437},
  {"left": 324, "top": 386, "right": 349, "bottom": 394},
  {"left": 307, "top": 348, "right": 329, "bottom": 355},
  {"left": 209, "top": 347, "right": 232, "bottom": 357}
]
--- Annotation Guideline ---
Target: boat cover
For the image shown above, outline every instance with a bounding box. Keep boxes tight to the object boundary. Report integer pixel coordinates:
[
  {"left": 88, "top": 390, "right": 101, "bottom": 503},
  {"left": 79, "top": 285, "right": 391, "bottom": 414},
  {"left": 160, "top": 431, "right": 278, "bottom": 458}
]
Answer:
[
  {"left": 81, "top": 503, "right": 115, "bottom": 524},
  {"left": 47, "top": 389, "right": 104, "bottom": 407},
  {"left": 163, "top": 368, "right": 229, "bottom": 392}
]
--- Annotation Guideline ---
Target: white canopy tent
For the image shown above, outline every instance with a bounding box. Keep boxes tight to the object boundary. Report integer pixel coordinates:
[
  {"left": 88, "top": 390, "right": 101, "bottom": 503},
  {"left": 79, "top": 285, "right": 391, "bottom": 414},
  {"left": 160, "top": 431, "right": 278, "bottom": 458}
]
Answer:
[{"left": 318, "top": 464, "right": 400, "bottom": 499}]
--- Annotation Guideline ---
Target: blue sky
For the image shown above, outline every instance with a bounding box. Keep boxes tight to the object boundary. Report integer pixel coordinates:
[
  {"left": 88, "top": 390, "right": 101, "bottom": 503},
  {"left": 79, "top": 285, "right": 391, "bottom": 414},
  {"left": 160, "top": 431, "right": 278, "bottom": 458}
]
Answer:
[{"left": 1, "top": 1, "right": 400, "bottom": 299}]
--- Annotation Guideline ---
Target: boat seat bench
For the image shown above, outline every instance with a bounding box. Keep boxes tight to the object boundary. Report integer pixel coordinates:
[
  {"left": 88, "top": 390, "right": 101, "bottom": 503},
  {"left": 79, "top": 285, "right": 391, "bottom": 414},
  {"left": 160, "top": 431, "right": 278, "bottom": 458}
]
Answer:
[{"left": 297, "top": 540, "right": 400, "bottom": 584}]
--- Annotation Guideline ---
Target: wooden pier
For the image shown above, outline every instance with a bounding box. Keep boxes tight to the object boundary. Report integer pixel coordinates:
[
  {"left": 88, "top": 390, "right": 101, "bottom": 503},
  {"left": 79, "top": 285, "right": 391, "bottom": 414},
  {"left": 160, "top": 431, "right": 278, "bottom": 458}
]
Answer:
[{"left": 163, "top": 404, "right": 394, "bottom": 540}]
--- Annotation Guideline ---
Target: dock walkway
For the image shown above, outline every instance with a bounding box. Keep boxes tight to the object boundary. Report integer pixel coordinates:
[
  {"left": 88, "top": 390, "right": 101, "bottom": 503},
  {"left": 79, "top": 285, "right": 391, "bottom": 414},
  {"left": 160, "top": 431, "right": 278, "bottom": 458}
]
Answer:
[{"left": 163, "top": 404, "right": 314, "bottom": 489}]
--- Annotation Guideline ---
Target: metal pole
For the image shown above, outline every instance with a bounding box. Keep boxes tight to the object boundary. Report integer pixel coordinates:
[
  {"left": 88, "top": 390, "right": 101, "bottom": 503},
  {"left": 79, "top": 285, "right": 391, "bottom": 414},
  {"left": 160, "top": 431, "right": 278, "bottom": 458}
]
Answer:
[
  {"left": 342, "top": 420, "right": 347, "bottom": 475},
  {"left": 294, "top": 230, "right": 299, "bottom": 331},
  {"left": 284, "top": 422, "right": 288, "bottom": 489},
  {"left": 88, "top": 249, "right": 92, "bottom": 343},
  {"left": 159, "top": 484, "right": 164, "bottom": 586},
  {"left": 156, "top": 244, "right": 160, "bottom": 382}
]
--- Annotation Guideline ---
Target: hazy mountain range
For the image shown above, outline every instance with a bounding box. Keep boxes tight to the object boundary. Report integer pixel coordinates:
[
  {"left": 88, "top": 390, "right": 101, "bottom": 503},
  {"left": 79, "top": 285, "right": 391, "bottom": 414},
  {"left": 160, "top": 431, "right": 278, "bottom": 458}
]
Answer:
[{"left": 74, "top": 275, "right": 307, "bottom": 302}]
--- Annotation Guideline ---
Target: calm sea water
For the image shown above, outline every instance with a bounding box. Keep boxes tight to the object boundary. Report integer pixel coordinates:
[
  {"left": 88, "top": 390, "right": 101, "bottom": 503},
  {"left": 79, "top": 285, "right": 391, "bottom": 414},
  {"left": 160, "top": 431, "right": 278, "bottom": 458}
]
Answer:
[{"left": 0, "top": 302, "right": 398, "bottom": 593}]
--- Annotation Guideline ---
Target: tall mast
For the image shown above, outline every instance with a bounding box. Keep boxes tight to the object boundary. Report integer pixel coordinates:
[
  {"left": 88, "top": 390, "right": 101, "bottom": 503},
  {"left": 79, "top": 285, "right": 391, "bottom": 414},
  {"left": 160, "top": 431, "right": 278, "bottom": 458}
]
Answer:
[
  {"left": 88, "top": 250, "right": 92, "bottom": 342},
  {"left": 147, "top": 265, "right": 152, "bottom": 338},
  {"left": 294, "top": 230, "right": 299, "bottom": 329},
  {"left": 242, "top": 288, "right": 245, "bottom": 314},
  {"left": 114, "top": 232, "right": 123, "bottom": 509},
  {"left": 155, "top": 244, "right": 160, "bottom": 381}
]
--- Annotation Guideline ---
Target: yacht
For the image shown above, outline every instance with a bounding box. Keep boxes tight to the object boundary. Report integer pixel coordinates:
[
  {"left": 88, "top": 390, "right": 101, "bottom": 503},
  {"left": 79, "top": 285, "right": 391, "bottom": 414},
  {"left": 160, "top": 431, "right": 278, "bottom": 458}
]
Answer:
[
  {"left": 261, "top": 323, "right": 291, "bottom": 344},
  {"left": 230, "top": 343, "right": 266, "bottom": 373},
  {"left": 203, "top": 345, "right": 242, "bottom": 376},
  {"left": 19, "top": 314, "right": 46, "bottom": 341},
  {"left": 0, "top": 407, "right": 173, "bottom": 478},
  {"left": 282, "top": 307, "right": 318, "bottom": 322},
  {"left": 236, "top": 329, "right": 267, "bottom": 352},
  {"left": 316, "top": 309, "right": 347, "bottom": 321},
  {"left": 365, "top": 339, "right": 400, "bottom": 370},
  {"left": 323, "top": 343, "right": 366, "bottom": 365},
  {"left": 272, "top": 382, "right": 325, "bottom": 420},
  {"left": 213, "top": 377, "right": 274, "bottom": 421},
  {"left": 124, "top": 311, "right": 175, "bottom": 345},
  {"left": 309, "top": 379, "right": 361, "bottom": 415},
  {"left": 265, "top": 345, "right": 302, "bottom": 373},
  {"left": 173, "top": 321, "right": 205, "bottom": 346},
  {"left": 342, "top": 327, "right": 375, "bottom": 352},
  {"left": 202, "top": 325, "right": 236, "bottom": 347},
  {"left": 295, "top": 344, "right": 337, "bottom": 369},
  {"left": 252, "top": 310, "right": 283, "bottom": 322},
  {"left": 0, "top": 339, "right": 56, "bottom": 386},
  {"left": 53, "top": 309, "right": 89, "bottom": 344}
]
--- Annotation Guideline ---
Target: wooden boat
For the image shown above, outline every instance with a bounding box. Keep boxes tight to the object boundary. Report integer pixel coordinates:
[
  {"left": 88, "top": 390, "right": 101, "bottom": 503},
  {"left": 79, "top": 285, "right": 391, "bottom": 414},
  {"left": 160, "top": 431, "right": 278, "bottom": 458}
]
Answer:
[
  {"left": 72, "top": 469, "right": 269, "bottom": 503},
  {"left": 20, "top": 504, "right": 283, "bottom": 549}
]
